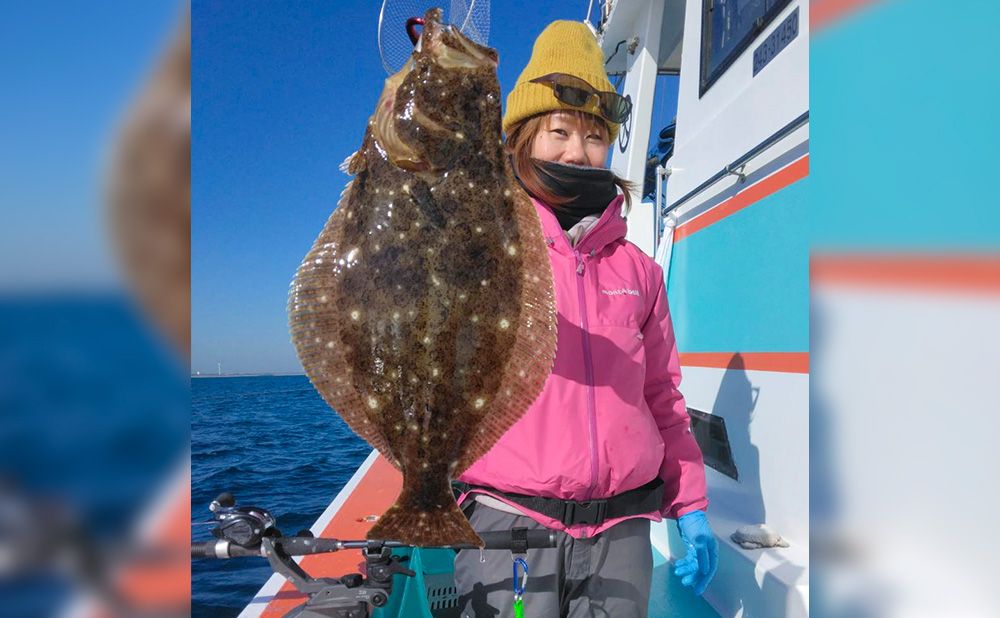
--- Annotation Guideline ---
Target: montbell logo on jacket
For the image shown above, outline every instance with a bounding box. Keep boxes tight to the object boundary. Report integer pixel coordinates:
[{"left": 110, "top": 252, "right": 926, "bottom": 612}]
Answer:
[
  {"left": 457, "top": 195, "right": 709, "bottom": 540},
  {"left": 602, "top": 288, "right": 641, "bottom": 297}
]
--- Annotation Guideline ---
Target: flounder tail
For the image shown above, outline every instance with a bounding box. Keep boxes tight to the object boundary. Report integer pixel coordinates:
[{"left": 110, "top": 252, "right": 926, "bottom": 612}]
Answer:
[{"left": 368, "top": 491, "right": 482, "bottom": 548}]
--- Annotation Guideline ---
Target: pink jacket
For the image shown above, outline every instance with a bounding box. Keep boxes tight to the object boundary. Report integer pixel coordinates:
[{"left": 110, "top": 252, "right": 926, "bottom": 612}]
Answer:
[{"left": 457, "top": 195, "right": 708, "bottom": 539}]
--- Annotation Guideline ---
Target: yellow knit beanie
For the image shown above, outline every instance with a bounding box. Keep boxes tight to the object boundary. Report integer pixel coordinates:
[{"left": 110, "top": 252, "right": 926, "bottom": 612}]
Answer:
[{"left": 503, "top": 21, "right": 619, "bottom": 141}]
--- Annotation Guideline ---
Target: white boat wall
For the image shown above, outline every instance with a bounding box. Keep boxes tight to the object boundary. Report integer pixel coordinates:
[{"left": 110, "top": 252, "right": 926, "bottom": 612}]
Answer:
[{"left": 599, "top": 0, "right": 809, "bottom": 616}]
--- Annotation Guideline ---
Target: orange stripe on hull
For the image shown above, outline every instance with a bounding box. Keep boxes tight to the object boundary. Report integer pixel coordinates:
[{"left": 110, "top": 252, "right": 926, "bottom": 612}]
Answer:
[
  {"left": 99, "top": 475, "right": 192, "bottom": 616},
  {"left": 674, "top": 156, "right": 808, "bottom": 243},
  {"left": 812, "top": 254, "right": 1000, "bottom": 295},
  {"left": 260, "top": 455, "right": 402, "bottom": 617},
  {"left": 680, "top": 352, "right": 809, "bottom": 373},
  {"left": 812, "top": 0, "right": 885, "bottom": 32}
]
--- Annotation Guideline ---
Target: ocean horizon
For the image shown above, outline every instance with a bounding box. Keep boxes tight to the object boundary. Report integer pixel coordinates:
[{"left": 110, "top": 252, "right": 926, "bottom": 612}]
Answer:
[{"left": 191, "top": 372, "right": 306, "bottom": 378}]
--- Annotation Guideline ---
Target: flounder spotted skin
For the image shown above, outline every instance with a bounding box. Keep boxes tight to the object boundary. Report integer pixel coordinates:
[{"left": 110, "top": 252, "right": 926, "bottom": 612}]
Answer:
[{"left": 288, "top": 9, "right": 557, "bottom": 547}]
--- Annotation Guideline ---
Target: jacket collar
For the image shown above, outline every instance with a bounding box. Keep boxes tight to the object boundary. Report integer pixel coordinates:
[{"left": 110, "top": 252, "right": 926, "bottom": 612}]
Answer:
[{"left": 532, "top": 194, "right": 627, "bottom": 257}]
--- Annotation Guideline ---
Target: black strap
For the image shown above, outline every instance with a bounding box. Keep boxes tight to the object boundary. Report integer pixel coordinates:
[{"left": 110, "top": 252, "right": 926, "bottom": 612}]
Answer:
[
  {"left": 452, "top": 478, "right": 664, "bottom": 527},
  {"left": 510, "top": 527, "right": 528, "bottom": 555}
]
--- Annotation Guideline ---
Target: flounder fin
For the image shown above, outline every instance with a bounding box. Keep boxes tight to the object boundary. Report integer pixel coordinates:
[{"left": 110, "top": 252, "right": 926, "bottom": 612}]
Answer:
[
  {"left": 288, "top": 186, "right": 400, "bottom": 469},
  {"left": 338, "top": 150, "right": 360, "bottom": 175},
  {"left": 344, "top": 135, "right": 374, "bottom": 175},
  {"left": 338, "top": 179, "right": 354, "bottom": 204},
  {"left": 455, "top": 180, "right": 558, "bottom": 474}
]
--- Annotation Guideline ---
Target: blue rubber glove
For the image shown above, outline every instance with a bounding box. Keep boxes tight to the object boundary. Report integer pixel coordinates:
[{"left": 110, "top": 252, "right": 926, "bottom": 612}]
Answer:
[{"left": 673, "top": 510, "right": 718, "bottom": 596}]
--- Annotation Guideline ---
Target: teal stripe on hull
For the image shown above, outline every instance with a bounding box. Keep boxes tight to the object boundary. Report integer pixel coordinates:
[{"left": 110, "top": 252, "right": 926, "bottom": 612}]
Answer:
[
  {"left": 667, "top": 175, "right": 809, "bottom": 353},
  {"left": 812, "top": 0, "right": 1000, "bottom": 250}
]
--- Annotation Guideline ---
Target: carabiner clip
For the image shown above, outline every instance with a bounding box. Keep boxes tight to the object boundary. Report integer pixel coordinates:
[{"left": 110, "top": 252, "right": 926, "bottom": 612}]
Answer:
[{"left": 512, "top": 557, "right": 529, "bottom": 597}]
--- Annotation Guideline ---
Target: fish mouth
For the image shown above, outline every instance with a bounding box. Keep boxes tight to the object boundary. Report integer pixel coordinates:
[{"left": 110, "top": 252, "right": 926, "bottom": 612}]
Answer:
[
  {"left": 371, "top": 9, "right": 496, "bottom": 177},
  {"left": 372, "top": 58, "right": 426, "bottom": 172},
  {"left": 424, "top": 11, "right": 498, "bottom": 70}
]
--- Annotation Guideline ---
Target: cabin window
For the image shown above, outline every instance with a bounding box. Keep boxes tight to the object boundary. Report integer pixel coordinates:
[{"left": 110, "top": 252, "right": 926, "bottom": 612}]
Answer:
[{"left": 700, "top": 0, "right": 793, "bottom": 96}]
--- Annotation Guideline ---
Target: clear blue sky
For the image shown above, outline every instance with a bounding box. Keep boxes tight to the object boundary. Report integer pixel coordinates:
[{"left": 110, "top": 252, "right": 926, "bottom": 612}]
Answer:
[
  {"left": 0, "top": 2, "right": 184, "bottom": 290},
  {"left": 192, "top": 1, "right": 619, "bottom": 375}
]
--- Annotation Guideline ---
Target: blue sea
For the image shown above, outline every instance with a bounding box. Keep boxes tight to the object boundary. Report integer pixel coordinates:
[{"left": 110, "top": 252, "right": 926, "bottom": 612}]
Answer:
[
  {"left": 0, "top": 296, "right": 188, "bottom": 616},
  {"left": 192, "top": 375, "right": 371, "bottom": 617}
]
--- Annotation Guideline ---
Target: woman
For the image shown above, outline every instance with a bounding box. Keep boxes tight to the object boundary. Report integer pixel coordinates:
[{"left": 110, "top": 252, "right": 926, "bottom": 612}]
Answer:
[{"left": 453, "top": 21, "right": 718, "bottom": 617}]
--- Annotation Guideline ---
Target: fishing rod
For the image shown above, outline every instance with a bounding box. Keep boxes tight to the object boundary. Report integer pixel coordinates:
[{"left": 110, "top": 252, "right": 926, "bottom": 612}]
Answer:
[{"left": 192, "top": 492, "right": 555, "bottom": 618}]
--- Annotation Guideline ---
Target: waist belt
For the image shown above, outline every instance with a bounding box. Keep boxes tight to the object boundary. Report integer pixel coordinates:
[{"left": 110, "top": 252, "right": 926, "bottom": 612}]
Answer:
[{"left": 452, "top": 478, "right": 664, "bottom": 527}]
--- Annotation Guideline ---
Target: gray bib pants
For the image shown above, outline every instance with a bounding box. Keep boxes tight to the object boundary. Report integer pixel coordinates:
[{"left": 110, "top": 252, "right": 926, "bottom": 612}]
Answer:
[{"left": 453, "top": 500, "right": 653, "bottom": 618}]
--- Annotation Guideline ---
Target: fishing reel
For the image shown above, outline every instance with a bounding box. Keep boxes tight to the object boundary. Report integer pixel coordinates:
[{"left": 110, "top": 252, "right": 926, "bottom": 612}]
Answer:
[{"left": 209, "top": 492, "right": 280, "bottom": 548}]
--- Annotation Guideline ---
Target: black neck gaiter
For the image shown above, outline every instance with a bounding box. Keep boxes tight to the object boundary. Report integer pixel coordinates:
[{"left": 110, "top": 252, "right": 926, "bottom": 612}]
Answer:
[{"left": 533, "top": 160, "right": 619, "bottom": 231}]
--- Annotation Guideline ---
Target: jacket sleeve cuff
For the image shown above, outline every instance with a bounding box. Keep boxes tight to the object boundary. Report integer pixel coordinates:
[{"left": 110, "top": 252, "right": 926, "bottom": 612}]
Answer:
[{"left": 664, "top": 498, "right": 709, "bottom": 520}]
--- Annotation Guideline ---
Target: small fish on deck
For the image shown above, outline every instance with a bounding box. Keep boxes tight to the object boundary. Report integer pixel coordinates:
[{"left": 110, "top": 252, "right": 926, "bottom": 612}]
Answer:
[{"left": 288, "top": 8, "right": 557, "bottom": 547}]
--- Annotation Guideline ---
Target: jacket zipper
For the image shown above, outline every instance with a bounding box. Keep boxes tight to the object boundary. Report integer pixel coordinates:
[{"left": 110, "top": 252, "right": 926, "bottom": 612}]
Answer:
[{"left": 574, "top": 249, "right": 599, "bottom": 506}]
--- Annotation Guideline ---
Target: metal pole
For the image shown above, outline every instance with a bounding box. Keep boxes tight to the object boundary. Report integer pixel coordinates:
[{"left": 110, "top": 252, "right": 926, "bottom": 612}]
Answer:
[{"left": 653, "top": 163, "right": 664, "bottom": 257}]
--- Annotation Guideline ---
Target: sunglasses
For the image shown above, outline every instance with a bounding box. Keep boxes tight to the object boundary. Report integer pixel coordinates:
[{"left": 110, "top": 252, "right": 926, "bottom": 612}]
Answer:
[{"left": 529, "top": 73, "right": 632, "bottom": 125}]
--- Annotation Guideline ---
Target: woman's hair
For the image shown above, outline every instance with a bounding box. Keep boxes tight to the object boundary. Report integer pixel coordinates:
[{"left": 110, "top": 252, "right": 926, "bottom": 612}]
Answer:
[{"left": 505, "top": 110, "right": 635, "bottom": 212}]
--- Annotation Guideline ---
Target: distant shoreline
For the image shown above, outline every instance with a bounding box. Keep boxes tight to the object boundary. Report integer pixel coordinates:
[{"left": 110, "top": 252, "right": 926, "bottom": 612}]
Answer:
[{"left": 191, "top": 373, "right": 305, "bottom": 379}]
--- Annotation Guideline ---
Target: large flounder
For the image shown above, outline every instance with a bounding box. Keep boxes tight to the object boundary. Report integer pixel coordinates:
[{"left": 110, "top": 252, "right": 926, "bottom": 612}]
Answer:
[{"left": 288, "top": 9, "right": 556, "bottom": 547}]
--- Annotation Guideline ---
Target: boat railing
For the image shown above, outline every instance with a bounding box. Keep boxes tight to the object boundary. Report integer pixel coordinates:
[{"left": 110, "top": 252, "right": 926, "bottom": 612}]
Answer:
[
  {"left": 660, "top": 110, "right": 809, "bottom": 223},
  {"left": 653, "top": 162, "right": 668, "bottom": 258}
]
